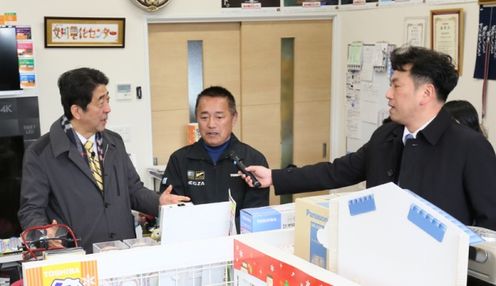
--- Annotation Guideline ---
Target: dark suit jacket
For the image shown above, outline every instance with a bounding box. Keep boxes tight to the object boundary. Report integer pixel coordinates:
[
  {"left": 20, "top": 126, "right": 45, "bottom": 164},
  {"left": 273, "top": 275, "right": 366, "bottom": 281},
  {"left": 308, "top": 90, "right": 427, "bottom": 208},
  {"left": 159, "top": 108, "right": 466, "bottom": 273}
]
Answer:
[
  {"left": 19, "top": 118, "right": 160, "bottom": 252},
  {"left": 273, "top": 109, "right": 496, "bottom": 230}
]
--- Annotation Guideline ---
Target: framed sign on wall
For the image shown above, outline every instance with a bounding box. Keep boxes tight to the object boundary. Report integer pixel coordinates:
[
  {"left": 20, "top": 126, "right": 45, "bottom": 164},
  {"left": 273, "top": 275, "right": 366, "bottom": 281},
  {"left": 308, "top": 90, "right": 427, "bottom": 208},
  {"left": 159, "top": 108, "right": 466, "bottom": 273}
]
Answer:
[{"left": 44, "top": 17, "right": 125, "bottom": 48}]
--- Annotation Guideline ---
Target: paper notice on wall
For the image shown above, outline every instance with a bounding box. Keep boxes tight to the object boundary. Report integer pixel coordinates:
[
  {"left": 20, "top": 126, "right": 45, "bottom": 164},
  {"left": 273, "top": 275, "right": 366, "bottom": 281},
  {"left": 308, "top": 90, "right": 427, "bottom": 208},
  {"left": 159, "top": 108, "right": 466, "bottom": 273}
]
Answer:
[
  {"left": 373, "top": 42, "right": 388, "bottom": 70},
  {"left": 346, "top": 70, "right": 361, "bottom": 139},
  {"left": 346, "top": 137, "right": 362, "bottom": 153},
  {"left": 346, "top": 87, "right": 361, "bottom": 139},
  {"left": 378, "top": 109, "right": 389, "bottom": 125},
  {"left": 361, "top": 44, "right": 375, "bottom": 82},
  {"left": 347, "top": 42, "right": 363, "bottom": 70},
  {"left": 362, "top": 121, "right": 377, "bottom": 143},
  {"left": 360, "top": 81, "right": 377, "bottom": 102},
  {"left": 346, "top": 110, "right": 361, "bottom": 139},
  {"left": 345, "top": 41, "right": 394, "bottom": 153},
  {"left": 346, "top": 69, "right": 361, "bottom": 90},
  {"left": 361, "top": 101, "right": 378, "bottom": 124}
]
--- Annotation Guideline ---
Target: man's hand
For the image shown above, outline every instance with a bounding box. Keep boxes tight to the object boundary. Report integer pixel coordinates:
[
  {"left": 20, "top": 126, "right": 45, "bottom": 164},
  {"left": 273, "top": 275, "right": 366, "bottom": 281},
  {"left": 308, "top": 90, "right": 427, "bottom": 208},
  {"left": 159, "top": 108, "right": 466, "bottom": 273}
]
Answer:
[
  {"left": 159, "top": 185, "right": 191, "bottom": 205},
  {"left": 241, "top": 166, "right": 273, "bottom": 188},
  {"left": 46, "top": 219, "right": 64, "bottom": 249}
]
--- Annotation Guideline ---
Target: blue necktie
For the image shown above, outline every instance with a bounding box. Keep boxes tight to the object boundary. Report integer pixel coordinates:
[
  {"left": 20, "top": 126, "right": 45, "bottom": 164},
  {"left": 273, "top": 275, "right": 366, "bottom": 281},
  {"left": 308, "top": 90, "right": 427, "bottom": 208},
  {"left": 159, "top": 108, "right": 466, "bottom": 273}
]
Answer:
[{"left": 404, "top": 133, "right": 414, "bottom": 144}]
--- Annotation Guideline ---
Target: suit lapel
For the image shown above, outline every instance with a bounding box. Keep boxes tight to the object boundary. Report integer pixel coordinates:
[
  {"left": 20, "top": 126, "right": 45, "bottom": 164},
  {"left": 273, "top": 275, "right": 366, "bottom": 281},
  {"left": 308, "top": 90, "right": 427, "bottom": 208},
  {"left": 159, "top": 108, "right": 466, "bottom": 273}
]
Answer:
[
  {"left": 50, "top": 118, "right": 97, "bottom": 186},
  {"left": 68, "top": 147, "right": 96, "bottom": 184}
]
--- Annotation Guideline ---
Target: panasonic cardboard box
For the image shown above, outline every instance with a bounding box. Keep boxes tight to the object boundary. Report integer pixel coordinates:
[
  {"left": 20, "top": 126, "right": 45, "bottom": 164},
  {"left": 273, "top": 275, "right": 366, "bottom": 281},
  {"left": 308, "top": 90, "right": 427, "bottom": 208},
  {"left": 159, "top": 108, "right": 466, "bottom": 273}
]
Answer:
[
  {"left": 240, "top": 203, "right": 295, "bottom": 234},
  {"left": 294, "top": 195, "right": 330, "bottom": 269}
]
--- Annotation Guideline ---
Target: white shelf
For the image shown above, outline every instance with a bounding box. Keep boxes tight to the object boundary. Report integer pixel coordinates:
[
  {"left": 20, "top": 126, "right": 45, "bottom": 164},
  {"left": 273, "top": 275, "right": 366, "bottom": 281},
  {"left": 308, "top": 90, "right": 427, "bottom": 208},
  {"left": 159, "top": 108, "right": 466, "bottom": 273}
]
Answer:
[{"left": 0, "top": 253, "right": 22, "bottom": 264}]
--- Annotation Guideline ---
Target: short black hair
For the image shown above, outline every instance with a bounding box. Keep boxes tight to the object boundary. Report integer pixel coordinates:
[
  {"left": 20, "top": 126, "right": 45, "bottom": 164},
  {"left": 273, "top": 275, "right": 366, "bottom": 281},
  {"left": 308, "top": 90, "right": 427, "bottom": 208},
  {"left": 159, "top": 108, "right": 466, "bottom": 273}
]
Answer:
[
  {"left": 195, "top": 86, "right": 237, "bottom": 115},
  {"left": 58, "top": 67, "right": 109, "bottom": 120},
  {"left": 390, "top": 46, "right": 458, "bottom": 102}
]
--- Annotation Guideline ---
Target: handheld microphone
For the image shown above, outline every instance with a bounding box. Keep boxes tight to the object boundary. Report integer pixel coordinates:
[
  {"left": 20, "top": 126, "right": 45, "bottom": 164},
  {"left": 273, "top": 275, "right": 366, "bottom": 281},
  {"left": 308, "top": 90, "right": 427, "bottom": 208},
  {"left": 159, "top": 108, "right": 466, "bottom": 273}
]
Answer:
[{"left": 229, "top": 151, "right": 261, "bottom": 188}]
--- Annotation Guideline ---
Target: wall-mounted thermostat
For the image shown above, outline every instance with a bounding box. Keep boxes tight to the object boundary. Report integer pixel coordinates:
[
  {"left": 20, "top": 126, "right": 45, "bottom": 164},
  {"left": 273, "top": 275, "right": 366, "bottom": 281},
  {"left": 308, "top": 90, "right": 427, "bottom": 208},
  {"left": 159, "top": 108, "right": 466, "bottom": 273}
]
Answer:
[{"left": 116, "top": 84, "right": 132, "bottom": 101}]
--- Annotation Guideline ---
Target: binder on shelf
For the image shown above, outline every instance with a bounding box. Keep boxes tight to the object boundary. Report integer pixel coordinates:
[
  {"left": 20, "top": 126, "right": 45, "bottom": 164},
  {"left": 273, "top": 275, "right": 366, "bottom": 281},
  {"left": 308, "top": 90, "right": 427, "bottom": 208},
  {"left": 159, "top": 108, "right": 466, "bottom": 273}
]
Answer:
[{"left": 326, "top": 182, "right": 482, "bottom": 286}]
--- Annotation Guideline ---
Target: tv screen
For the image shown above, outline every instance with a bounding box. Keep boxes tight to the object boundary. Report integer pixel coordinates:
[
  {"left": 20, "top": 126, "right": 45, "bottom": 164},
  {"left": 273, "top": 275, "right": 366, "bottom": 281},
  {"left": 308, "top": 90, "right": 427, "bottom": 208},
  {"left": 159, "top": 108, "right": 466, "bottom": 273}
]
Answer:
[
  {"left": 0, "top": 27, "right": 21, "bottom": 92},
  {"left": 0, "top": 135, "right": 24, "bottom": 238}
]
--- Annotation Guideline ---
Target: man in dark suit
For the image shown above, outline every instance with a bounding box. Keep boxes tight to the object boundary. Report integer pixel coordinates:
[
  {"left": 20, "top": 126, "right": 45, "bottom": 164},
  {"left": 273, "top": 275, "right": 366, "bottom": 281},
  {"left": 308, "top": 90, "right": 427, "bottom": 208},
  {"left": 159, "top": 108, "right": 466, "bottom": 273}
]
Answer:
[
  {"left": 18, "top": 68, "right": 190, "bottom": 253},
  {"left": 243, "top": 46, "right": 496, "bottom": 230}
]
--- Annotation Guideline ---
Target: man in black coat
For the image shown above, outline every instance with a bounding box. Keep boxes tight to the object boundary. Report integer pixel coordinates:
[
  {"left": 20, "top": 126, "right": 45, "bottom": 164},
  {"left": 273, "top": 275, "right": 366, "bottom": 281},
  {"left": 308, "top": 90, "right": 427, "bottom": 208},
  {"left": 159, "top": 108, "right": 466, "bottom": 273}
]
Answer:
[{"left": 243, "top": 46, "right": 496, "bottom": 230}]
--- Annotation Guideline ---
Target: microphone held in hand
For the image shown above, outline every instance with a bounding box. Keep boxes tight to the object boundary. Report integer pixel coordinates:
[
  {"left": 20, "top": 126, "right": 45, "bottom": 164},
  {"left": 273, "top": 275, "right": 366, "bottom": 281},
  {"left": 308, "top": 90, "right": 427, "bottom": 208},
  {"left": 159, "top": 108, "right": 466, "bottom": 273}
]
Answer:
[{"left": 229, "top": 151, "right": 261, "bottom": 188}]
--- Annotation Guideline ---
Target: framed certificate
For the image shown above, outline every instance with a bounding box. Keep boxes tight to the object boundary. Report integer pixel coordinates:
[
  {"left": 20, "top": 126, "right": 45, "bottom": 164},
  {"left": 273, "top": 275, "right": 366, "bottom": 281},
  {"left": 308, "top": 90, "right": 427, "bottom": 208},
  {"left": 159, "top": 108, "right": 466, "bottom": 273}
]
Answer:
[
  {"left": 479, "top": 0, "right": 496, "bottom": 4},
  {"left": 404, "top": 17, "right": 427, "bottom": 47},
  {"left": 431, "top": 9, "right": 464, "bottom": 74}
]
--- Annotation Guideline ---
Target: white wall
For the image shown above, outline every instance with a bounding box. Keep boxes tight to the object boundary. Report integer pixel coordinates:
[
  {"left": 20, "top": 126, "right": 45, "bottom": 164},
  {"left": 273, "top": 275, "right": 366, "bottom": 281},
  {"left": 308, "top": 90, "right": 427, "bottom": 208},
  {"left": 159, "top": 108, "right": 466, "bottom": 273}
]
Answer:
[
  {"left": 334, "top": 2, "right": 495, "bottom": 157},
  {"left": 1, "top": 0, "right": 493, "bottom": 188},
  {"left": 0, "top": 0, "right": 157, "bottom": 185}
]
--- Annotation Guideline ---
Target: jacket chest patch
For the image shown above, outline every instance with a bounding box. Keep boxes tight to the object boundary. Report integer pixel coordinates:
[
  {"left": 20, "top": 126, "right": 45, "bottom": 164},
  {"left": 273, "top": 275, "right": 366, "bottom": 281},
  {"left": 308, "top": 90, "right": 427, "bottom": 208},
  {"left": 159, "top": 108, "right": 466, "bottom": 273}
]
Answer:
[
  {"left": 187, "top": 170, "right": 206, "bottom": 187},
  {"left": 187, "top": 170, "right": 205, "bottom": 180}
]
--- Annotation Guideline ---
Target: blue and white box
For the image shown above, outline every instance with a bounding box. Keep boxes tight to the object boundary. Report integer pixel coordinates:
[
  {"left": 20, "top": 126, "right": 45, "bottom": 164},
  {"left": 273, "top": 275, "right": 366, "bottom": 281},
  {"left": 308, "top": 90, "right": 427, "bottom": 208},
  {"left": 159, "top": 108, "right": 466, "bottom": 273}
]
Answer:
[{"left": 240, "top": 203, "right": 295, "bottom": 234}]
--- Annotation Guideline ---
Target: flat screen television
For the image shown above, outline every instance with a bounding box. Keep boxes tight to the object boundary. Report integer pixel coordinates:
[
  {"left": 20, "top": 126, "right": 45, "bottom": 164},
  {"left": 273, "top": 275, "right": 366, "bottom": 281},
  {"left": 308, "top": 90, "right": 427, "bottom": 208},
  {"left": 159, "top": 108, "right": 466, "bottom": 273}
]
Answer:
[
  {"left": 0, "top": 135, "right": 24, "bottom": 238},
  {"left": 0, "top": 26, "right": 21, "bottom": 94}
]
